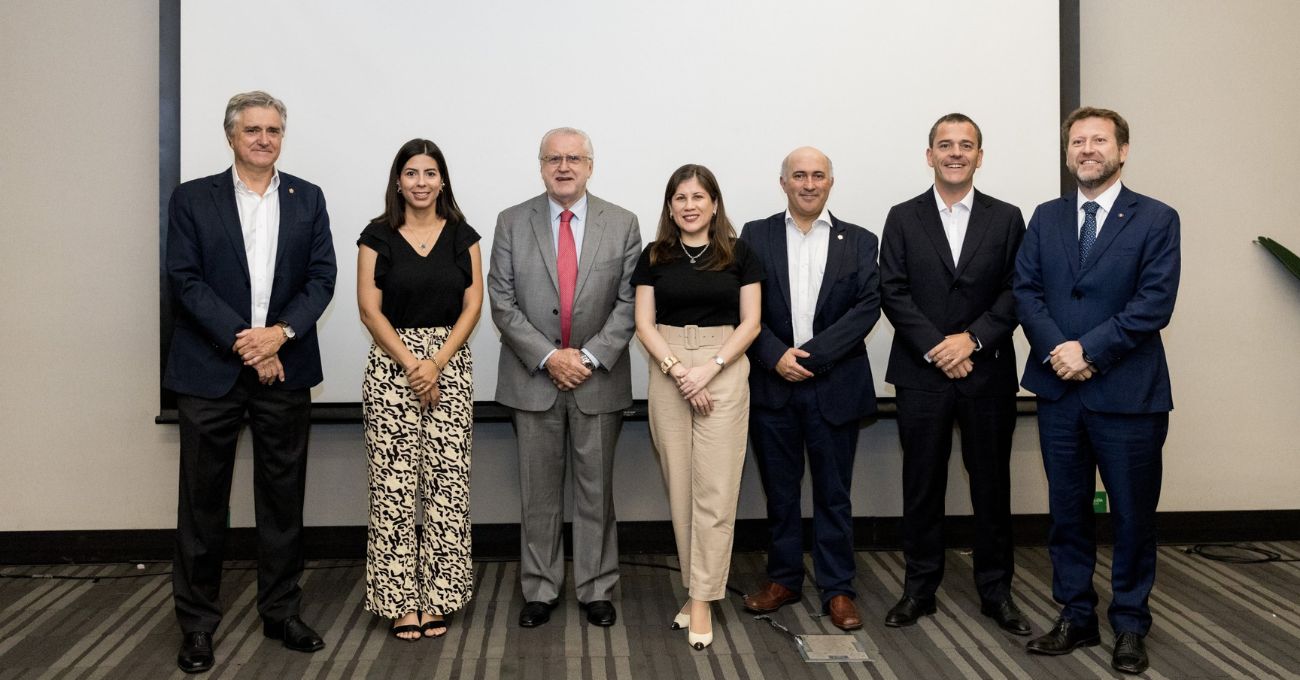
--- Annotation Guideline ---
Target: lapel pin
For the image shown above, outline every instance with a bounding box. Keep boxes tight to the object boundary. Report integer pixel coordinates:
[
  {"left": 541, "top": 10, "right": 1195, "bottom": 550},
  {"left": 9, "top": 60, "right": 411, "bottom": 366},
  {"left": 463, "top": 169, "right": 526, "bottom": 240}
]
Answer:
[
  {"left": 288, "top": 187, "right": 295, "bottom": 194},
  {"left": 837, "top": 234, "right": 843, "bottom": 240},
  {"left": 1117, "top": 212, "right": 1123, "bottom": 218}
]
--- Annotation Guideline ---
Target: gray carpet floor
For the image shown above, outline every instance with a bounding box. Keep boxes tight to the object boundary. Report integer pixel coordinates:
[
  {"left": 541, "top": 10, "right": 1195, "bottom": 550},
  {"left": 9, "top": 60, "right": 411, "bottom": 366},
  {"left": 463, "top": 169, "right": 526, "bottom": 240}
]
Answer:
[{"left": 3, "top": 543, "right": 1299, "bottom": 679}]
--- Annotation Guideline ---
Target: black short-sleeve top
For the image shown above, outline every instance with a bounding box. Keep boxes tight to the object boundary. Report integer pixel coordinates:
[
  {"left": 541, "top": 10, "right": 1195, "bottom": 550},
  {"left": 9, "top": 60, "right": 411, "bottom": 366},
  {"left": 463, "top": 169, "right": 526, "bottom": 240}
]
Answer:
[
  {"left": 357, "top": 220, "right": 480, "bottom": 328},
  {"left": 630, "top": 238, "right": 765, "bottom": 327}
]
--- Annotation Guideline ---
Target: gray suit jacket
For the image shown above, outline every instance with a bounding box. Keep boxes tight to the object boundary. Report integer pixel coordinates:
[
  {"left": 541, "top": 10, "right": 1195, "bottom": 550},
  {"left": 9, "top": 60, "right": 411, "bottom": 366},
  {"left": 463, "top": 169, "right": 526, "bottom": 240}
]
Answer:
[{"left": 488, "top": 193, "right": 641, "bottom": 414}]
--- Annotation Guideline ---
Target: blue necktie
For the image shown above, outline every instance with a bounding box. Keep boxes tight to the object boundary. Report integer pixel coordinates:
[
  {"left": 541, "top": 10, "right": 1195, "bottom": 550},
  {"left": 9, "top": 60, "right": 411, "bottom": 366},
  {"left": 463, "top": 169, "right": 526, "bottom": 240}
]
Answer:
[{"left": 1079, "top": 201, "right": 1100, "bottom": 267}]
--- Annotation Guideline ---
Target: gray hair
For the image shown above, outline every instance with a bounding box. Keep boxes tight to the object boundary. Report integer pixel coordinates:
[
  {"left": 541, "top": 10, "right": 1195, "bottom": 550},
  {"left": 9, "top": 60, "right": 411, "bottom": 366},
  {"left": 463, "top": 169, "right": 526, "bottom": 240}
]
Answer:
[
  {"left": 538, "top": 127, "right": 594, "bottom": 159},
  {"left": 780, "top": 147, "right": 834, "bottom": 178},
  {"left": 223, "top": 90, "right": 287, "bottom": 138}
]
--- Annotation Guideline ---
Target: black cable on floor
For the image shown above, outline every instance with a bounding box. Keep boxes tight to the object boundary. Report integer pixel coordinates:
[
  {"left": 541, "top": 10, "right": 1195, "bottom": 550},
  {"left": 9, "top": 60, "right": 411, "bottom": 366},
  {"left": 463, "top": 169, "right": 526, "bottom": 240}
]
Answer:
[{"left": 1183, "top": 543, "right": 1300, "bottom": 564}]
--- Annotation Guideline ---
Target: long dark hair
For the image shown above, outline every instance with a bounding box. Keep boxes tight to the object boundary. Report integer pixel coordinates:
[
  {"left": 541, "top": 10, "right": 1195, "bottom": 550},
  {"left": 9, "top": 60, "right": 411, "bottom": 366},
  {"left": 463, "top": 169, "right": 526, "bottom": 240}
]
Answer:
[
  {"left": 649, "top": 164, "right": 736, "bottom": 271},
  {"left": 371, "top": 138, "right": 466, "bottom": 229}
]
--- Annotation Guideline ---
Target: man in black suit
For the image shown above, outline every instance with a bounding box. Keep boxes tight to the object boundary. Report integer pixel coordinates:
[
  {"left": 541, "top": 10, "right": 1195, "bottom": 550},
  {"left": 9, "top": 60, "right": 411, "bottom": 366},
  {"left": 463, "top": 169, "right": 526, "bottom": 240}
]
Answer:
[
  {"left": 740, "top": 147, "right": 880, "bottom": 631},
  {"left": 164, "top": 91, "right": 336, "bottom": 673},
  {"left": 879, "top": 113, "right": 1028, "bottom": 635}
]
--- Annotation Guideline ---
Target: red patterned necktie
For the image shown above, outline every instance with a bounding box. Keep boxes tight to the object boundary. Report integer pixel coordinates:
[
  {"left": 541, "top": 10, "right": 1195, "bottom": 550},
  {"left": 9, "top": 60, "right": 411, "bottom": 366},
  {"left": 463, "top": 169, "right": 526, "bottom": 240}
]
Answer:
[{"left": 557, "top": 209, "right": 577, "bottom": 348}]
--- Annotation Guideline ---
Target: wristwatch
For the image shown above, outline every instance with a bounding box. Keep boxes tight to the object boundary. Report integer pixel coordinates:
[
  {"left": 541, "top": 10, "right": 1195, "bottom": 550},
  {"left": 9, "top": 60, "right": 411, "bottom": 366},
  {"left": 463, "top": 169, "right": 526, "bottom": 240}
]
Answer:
[
  {"left": 277, "top": 321, "right": 296, "bottom": 340},
  {"left": 712, "top": 355, "right": 726, "bottom": 369},
  {"left": 580, "top": 353, "right": 595, "bottom": 370}
]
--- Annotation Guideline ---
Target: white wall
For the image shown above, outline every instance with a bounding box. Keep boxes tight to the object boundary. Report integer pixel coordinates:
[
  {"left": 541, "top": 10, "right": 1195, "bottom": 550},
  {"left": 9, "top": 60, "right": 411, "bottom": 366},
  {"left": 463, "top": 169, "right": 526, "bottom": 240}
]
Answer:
[{"left": 1, "top": 1, "right": 1296, "bottom": 534}]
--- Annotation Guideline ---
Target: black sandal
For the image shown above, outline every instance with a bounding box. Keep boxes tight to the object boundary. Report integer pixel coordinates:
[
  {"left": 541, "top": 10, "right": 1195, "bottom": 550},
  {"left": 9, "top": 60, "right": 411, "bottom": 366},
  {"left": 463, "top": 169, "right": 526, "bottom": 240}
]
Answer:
[
  {"left": 391, "top": 623, "right": 421, "bottom": 641},
  {"left": 421, "top": 617, "right": 448, "bottom": 637}
]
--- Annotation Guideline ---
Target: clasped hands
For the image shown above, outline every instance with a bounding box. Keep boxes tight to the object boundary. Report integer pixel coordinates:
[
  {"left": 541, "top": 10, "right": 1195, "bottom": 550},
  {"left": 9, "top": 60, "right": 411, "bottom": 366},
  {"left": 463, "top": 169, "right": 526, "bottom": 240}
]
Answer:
[
  {"left": 928, "top": 333, "right": 976, "bottom": 379},
  {"left": 405, "top": 357, "right": 441, "bottom": 409},
  {"left": 1049, "top": 340, "right": 1094, "bottom": 381},
  {"left": 668, "top": 361, "right": 719, "bottom": 416},
  {"left": 234, "top": 327, "right": 286, "bottom": 385},
  {"left": 546, "top": 348, "right": 592, "bottom": 392}
]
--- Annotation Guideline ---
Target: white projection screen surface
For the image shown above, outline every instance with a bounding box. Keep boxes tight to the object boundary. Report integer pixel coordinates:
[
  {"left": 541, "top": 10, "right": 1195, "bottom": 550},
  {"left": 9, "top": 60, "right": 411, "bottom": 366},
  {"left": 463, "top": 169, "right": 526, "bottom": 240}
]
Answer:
[{"left": 178, "top": 1, "right": 1061, "bottom": 404}]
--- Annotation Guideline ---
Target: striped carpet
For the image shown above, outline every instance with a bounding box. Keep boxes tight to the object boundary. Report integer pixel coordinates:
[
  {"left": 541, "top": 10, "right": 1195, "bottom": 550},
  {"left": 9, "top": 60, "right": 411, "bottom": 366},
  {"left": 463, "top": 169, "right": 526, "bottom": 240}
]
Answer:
[{"left": 2, "top": 544, "right": 1298, "bottom": 679}]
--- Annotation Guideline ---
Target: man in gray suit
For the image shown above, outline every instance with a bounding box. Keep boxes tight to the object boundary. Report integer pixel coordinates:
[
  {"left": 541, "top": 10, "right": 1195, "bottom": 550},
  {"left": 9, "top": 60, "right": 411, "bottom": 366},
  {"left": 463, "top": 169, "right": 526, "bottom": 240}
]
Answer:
[{"left": 489, "top": 127, "right": 642, "bottom": 628}]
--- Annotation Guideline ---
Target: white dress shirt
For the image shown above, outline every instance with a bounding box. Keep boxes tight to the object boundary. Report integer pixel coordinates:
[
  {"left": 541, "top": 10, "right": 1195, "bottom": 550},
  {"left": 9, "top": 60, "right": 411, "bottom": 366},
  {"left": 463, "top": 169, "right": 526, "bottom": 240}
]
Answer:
[
  {"left": 541, "top": 193, "right": 598, "bottom": 368},
  {"left": 785, "top": 208, "right": 832, "bottom": 347},
  {"left": 933, "top": 185, "right": 974, "bottom": 265},
  {"left": 548, "top": 193, "right": 588, "bottom": 254},
  {"left": 1077, "top": 180, "right": 1123, "bottom": 237},
  {"left": 233, "top": 166, "right": 280, "bottom": 328}
]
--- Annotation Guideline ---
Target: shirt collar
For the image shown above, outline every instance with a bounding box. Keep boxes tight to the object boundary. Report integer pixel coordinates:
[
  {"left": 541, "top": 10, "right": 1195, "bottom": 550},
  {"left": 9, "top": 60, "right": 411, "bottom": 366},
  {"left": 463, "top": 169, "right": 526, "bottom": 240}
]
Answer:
[
  {"left": 932, "top": 185, "right": 974, "bottom": 214},
  {"left": 1077, "top": 180, "right": 1122, "bottom": 214},
  {"left": 232, "top": 165, "right": 280, "bottom": 197},
  {"left": 783, "top": 207, "right": 833, "bottom": 233},
  {"left": 549, "top": 193, "right": 588, "bottom": 223}
]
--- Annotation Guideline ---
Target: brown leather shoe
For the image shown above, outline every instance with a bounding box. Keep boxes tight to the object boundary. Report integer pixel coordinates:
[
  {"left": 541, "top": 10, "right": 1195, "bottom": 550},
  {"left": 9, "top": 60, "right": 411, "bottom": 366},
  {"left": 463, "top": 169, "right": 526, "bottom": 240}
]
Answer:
[
  {"left": 743, "top": 581, "right": 801, "bottom": 613},
  {"left": 827, "top": 595, "right": 863, "bottom": 631}
]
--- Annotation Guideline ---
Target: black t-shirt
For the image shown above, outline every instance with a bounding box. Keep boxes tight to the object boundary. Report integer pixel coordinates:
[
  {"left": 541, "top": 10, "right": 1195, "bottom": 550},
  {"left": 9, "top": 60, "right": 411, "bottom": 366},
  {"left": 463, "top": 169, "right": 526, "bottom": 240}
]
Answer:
[
  {"left": 357, "top": 220, "right": 480, "bottom": 328},
  {"left": 630, "top": 238, "right": 765, "bottom": 326}
]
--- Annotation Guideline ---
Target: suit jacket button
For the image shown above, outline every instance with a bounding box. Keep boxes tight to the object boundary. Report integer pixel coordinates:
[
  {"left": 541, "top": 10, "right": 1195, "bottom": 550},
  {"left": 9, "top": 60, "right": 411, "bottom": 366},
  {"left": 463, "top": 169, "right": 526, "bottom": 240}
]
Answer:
[
  {"left": 1072, "top": 290, "right": 1083, "bottom": 299},
  {"left": 552, "top": 309, "right": 559, "bottom": 315},
  {"left": 555, "top": 339, "right": 562, "bottom": 346}
]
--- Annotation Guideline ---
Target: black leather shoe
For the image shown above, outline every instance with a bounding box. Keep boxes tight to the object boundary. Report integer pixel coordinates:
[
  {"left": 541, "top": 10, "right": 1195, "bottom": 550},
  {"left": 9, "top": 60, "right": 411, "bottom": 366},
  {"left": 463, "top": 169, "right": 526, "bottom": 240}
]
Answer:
[
  {"left": 177, "top": 631, "right": 215, "bottom": 674},
  {"left": 519, "top": 600, "right": 557, "bottom": 627},
  {"left": 1026, "top": 618, "right": 1100, "bottom": 655},
  {"left": 580, "top": 600, "right": 617, "bottom": 626},
  {"left": 884, "top": 595, "right": 936, "bottom": 627},
  {"left": 980, "top": 598, "right": 1032, "bottom": 636},
  {"left": 1112, "top": 631, "right": 1149, "bottom": 674},
  {"left": 263, "top": 615, "right": 325, "bottom": 652}
]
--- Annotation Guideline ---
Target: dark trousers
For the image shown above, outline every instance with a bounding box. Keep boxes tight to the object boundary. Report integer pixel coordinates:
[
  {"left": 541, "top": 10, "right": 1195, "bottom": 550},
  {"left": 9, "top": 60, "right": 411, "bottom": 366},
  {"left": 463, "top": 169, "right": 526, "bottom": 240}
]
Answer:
[
  {"left": 173, "top": 368, "right": 312, "bottom": 634},
  {"left": 750, "top": 383, "right": 860, "bottom": 604},
  {"left": 896, "top": 386, "right": 1017, "bottom": 604},
  {"left": 1037, "top": 390, "right": 1166, "bottom": 635}
]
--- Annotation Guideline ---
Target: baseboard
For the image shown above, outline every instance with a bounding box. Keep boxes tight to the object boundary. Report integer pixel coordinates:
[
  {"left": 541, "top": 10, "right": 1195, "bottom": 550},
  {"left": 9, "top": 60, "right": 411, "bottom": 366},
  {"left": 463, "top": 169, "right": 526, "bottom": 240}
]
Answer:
[{"left": 3, "top": 510, "right": 1297, "bottom": 565}]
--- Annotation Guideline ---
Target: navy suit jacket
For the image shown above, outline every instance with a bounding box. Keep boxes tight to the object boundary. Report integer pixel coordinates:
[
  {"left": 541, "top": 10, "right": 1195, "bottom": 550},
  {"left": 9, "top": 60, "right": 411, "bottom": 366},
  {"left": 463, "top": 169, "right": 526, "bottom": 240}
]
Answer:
[
  {"left": 164, "top": 168, "right": 337, "bottom": 399},
  {"left": 741, "top": 212, "right": 881, "bottom": 426},
  {"left": 880, "top": 188, "right": 1024, "bottom": 396},
  {"left": 1013, "top": 185, "right": 1180, "bottom": 413}
]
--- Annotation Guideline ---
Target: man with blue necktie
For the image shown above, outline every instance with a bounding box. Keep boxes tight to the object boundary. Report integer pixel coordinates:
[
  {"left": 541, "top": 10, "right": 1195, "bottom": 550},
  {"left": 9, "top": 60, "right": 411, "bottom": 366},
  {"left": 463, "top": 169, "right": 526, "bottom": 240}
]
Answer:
[{"left": 1014, "top": 107, "right": 1181, "bottom": 675}]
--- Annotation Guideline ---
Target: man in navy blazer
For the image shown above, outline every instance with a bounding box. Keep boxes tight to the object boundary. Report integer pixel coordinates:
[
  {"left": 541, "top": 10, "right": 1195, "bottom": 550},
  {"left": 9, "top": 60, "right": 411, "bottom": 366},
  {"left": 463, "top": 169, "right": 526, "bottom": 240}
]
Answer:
[
  {"left": 1015, "top": 107, "right": 1180, "bottom": 675},
  {"left": 165, "top": 91, "right": 336, "bottom": 673},
  {"left": 879, "top": 114, "right": 1029, "bottom": 635},
  {"left": 740, "top": 147, "right": 880, "bottom": 630}
]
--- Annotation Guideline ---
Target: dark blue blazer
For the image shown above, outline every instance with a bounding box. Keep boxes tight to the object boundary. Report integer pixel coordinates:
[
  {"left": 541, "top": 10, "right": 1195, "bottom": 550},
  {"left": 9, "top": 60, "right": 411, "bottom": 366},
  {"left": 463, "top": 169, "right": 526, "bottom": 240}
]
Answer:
[
  {"left": 1013, "top": 185, "right": 1180, "bottom": 413},
  {"left": 164, "top": 168, "right": 337, "bottom": 399},
  {"left": 880, "top": 188, "right": 1025, "bottom": 396},
  {"left": 741, "top": 212, "right": 881, "bottom": 425}
]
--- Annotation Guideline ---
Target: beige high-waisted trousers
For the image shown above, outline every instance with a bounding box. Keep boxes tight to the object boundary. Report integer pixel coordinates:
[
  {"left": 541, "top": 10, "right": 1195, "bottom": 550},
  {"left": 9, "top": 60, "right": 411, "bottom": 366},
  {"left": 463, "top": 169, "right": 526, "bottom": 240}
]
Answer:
[{"left": 647, "top": 324, "right": 749, "bottom": 601}]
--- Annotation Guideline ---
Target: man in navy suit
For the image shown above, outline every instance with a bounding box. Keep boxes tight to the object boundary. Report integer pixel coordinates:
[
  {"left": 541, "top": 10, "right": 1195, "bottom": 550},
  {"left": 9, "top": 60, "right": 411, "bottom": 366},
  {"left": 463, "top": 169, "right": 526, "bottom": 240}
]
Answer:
[
  {"left": 740, "top": 147, "right": 880, "bottom": 630},
  {"left": 165, "top": 91, "right": 336, "bottom": 673},
  {"left": 1015, "top": 107, "right": 1180, "bottom": 675},
  {"left": 879, "top": 113, "right": 1029, "bottom": 635}
]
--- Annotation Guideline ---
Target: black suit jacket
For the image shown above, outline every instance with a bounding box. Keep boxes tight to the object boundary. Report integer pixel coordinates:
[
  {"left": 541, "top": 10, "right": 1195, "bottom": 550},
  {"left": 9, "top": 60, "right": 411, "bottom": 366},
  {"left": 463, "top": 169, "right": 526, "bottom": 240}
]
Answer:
[
  {"left": 741, "top": 212, "right": 881, "bottom": 426},
  {"left": 164, "top": 168, "right": 337, "bottom": 398},
  {"left": 880, "top": 188, "right": 1024, "bottom": 396}
]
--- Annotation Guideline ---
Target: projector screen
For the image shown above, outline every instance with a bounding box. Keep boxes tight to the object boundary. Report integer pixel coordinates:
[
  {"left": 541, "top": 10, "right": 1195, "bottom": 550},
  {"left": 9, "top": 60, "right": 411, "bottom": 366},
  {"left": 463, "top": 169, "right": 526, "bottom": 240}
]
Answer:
[{"left": 172, "top": 0, "right": 1062, "bottom": 405}]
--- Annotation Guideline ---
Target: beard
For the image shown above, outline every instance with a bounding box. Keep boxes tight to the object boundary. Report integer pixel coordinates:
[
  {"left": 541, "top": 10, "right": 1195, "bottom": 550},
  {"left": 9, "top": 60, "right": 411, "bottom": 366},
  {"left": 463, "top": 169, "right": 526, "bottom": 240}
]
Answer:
[{"left": 1071, "top": 157, "right": 1122, "bottom": 191}]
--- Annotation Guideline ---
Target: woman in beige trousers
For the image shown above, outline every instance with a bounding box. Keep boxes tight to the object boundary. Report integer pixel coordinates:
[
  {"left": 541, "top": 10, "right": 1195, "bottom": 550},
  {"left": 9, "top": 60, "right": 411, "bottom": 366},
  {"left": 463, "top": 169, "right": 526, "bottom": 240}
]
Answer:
[{"left": 632, "top": 164, "right": 762, "bottom": 650}]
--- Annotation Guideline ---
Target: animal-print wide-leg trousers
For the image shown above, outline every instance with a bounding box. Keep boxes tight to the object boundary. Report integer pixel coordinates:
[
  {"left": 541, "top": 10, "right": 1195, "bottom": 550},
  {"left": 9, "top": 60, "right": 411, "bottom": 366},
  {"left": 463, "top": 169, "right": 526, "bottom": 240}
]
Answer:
[{"left": 361, "top": 326, "right": 473, "bottom": 618}]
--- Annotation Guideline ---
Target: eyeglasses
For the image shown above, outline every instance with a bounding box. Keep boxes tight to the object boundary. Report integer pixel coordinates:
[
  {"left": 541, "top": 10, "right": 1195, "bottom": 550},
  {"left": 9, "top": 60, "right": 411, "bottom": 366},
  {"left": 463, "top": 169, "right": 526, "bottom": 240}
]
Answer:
[{"left": 540, "top": 154, "right": 591, "bottom": 167}]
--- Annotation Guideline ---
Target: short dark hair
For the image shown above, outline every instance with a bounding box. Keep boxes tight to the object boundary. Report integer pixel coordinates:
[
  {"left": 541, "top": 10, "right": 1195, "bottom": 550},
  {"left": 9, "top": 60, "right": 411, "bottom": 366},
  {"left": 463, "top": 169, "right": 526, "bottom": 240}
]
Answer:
[
  {"left": 928, "top": 113, "right": 982, "bottom": 148},
  {"left": 1061, "top": 106, "right": 1130, "bottom": 148},
  {"left": 372, "top": 138, "right": 466, "bottom": 229}
]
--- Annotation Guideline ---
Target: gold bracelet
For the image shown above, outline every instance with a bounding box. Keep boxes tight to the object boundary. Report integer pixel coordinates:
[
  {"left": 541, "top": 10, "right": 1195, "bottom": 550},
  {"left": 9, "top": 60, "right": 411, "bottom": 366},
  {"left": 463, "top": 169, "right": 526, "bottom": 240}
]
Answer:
[{"left": 659, "top": 355, "right": 680, "bottom": 374}]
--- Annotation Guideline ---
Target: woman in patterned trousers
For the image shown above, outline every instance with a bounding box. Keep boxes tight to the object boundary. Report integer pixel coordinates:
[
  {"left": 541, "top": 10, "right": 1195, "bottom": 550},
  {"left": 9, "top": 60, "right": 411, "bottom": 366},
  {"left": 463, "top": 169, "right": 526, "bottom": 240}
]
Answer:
[{"left": 357, "top": 139, "right": 483, "bottom": 640}]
